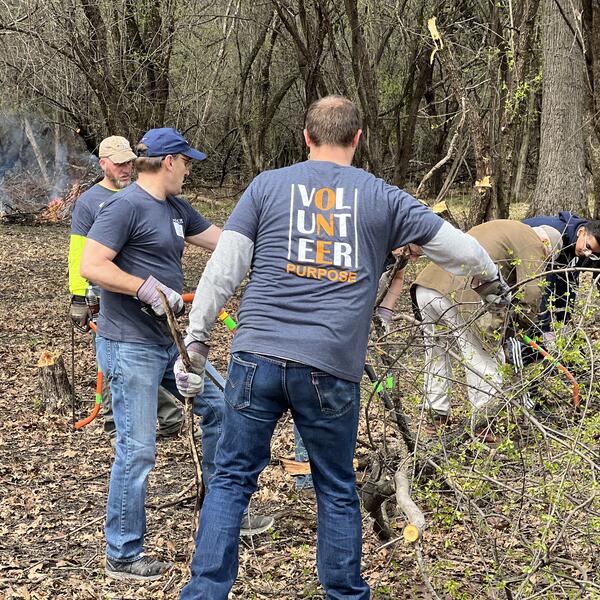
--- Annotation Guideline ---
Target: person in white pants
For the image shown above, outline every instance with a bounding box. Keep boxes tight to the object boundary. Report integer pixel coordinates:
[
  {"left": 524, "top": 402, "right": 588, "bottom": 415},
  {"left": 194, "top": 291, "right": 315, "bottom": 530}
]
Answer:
[
  {"left": 414, "top": 284, "right": 504, "bottom": 417},
  {"left": 410, "top": 220, "right": 563, "bottom": 426}
]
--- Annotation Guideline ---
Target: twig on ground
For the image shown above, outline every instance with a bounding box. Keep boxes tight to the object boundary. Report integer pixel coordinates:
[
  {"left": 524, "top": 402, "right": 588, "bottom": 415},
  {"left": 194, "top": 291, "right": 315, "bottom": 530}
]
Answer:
[{"left": 48, "top": 514, "right": 104, "bottom": 541}]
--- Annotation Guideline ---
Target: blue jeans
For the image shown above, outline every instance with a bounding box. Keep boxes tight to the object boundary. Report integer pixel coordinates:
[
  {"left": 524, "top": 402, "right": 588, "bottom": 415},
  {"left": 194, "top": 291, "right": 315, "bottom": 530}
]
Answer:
[
  {"left": 96, "top": 336, "right": 225, "bottom": 561},
  {"left": 180, "top": 352, "right": 370, "bottom": 600},
  {"left": 294, "top": 424, "right": 314, "bottom": 491}
]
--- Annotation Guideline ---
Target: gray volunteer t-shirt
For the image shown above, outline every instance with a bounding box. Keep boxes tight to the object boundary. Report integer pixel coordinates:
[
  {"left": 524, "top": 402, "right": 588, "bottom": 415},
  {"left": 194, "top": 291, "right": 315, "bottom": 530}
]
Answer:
[
  {"left": 70, "top": 183, "right": 115, "bottom": 236},
  {"left": 87, "top": 183, "right": 211, "bottom": 344},
  {"left": 225, "top": 160, "right": 443, "bottom": 382}
]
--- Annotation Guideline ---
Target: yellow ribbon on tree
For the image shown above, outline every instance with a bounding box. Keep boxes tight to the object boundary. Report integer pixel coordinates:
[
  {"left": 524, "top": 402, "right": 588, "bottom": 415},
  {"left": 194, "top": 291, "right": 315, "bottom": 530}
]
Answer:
[{"left": 427, "top": 17, "right": 444, "bottom": 64}]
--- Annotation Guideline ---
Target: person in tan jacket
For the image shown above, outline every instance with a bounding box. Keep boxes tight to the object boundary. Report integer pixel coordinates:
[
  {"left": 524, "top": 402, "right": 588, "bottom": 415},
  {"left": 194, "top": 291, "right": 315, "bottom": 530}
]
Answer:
[{"left": 410, "top": 220, "right": 562, "bottom": 424}]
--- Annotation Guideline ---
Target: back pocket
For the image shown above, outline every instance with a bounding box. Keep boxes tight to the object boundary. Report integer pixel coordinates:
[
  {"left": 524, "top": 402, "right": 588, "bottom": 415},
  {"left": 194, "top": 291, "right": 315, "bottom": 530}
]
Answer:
[
  {"left": 311, "top": 372, "right": 357, "bottom": 417},
  {"left": 224, "top": 353, "right": 257, "bottom": 410}
]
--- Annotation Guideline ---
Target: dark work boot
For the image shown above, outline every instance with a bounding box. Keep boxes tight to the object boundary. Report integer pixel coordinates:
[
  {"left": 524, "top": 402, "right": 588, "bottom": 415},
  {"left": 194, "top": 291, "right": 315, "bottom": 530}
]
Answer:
[{"left": 105, "top": 553, "right": 172, "bottom": 581}]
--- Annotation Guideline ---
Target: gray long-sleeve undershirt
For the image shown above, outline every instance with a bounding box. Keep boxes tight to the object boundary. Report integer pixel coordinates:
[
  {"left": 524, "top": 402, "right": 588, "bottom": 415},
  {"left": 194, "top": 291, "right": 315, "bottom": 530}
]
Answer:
[
  {"left": 186, "top": 230, "right": 254, "bottom": 345},
  {"left": 422, "top": 221, "right": 498, "bottom": 280},
  {"left": 186, "top": 222, "right": 498, "bottom": 344}
]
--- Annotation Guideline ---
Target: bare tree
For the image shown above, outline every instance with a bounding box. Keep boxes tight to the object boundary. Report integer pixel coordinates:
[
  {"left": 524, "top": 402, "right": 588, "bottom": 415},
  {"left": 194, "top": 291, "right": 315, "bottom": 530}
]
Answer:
[
  {"left": 584, "top": 0, "right": 600, "bottom": 218},
  {"left": 271, "top": 0, "right": 330, "bottom": 106},
  {"left": 342, "top": 0, "right": 387, "bottom": 175},
  {"left": 529, "top": 0, "right": 588, "bottom": 216},
  {"left": 234, "top": 7, "right": 297, "bottom": 175},
  {"left": 0, "top": 0, "right": 177, "bottom": 150}
]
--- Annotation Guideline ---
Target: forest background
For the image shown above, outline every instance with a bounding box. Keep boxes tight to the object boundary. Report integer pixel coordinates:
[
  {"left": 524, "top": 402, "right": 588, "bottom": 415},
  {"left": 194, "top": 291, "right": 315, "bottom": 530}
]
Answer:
[{"left": 1, "top": 0, "right": 600, "bottom": 222}]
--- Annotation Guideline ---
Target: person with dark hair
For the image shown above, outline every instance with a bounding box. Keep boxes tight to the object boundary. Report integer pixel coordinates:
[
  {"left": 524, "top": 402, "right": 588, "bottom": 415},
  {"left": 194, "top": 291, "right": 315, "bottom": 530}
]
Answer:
[
  {"left": 522, "top": 212, "right": 600, "bottom": 342},
  {"left": 79, "top": 128, "right": 272, "bottom": 583},
  {"left": 68, "top": 135, "right": 183, "bottom": 441},
  {"left": 175, "top": 95, "right": 508, "bottom": 599}
]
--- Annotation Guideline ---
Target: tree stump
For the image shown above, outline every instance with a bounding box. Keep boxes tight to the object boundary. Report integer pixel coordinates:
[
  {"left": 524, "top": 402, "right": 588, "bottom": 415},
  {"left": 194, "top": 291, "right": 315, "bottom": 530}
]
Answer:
[{"left": 37, "top": 350, "right": 72, "bottom": 414}]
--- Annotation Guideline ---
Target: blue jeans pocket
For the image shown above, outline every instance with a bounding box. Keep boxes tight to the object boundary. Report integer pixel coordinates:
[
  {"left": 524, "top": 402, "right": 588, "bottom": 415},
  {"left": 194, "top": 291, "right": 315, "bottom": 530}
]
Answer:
[
  {"left": 311, "top": 372, "right": 357, "bottom": 417},
  {"left": 224, "top": 353, "right": 256, "bottom": 410},
  {"left": 96, "top": 336, "right": 114, "bottom": 380}
]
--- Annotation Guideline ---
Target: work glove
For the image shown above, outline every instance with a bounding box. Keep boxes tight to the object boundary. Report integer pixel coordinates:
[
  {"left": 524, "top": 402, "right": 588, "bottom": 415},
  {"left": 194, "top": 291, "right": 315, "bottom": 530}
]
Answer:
[
  {"left": 137, "top": 275, "right": 184, "bottom": 317},
  {"left": 174, "top": 341, "right": 209, "bottom": 397},
  {"left": 473, "top": 271, "right": 511, "bottom": 314},
  {"left": 541, "top": 331, "right": 556, "bottom": 354},
  {"left": 70, "top": 295, "right": 91, "bottom": 330},
  {"left": 373, "top": 306, "right": 393, "bottom": 335}
]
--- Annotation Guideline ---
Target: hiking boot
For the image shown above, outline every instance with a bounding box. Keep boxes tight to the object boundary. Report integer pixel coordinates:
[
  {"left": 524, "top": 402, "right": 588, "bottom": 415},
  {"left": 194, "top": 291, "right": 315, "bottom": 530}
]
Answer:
[
  {"left": 105, "top": 553, "right": 173, "bottom": 582},
  {"left": 423, "top": 413, "right": 450, "bottom": 434},
  {"left": 157, "top": 427, "right": 182, "bottom": 441},
  {"left": 240, "top": 513, "right": 274, "bottom": 537}
]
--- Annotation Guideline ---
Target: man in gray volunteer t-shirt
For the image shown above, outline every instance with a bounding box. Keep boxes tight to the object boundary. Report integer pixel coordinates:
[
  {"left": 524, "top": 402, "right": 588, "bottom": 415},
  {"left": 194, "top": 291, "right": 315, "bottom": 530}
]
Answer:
[{"left": 175, "top": 96, "right": 509, "bottom": 600}]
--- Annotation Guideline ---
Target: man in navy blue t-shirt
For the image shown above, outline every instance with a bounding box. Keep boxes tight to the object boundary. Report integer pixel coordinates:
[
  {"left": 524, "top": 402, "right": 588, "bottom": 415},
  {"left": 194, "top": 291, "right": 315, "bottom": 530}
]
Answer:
[
  {"left": 68, "top": 134, "right": 183, "bottom": 440},
  {"left": 80, "top": 128, "right": 271, "bottom": 582},
  {"left": 68, "top": 135, "right": 136, "bottom": 318},
  {"left": 176, "top": 96, "right": 508, "bottom": 599}
]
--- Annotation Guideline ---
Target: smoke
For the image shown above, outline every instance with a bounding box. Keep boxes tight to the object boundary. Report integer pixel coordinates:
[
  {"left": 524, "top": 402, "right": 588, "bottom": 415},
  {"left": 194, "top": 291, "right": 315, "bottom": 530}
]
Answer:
[{"left": 0, "top": 113, "right": 101, "bottom": 216}]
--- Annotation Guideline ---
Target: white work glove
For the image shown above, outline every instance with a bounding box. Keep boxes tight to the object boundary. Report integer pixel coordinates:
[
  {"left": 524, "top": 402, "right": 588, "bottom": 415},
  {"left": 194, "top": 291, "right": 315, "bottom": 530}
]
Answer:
[
  {"left": 473, "top": 270, "right": 511, "bottom": 314},
  {"left": 541, "top": 331, "right": 556, "bottom": 354},
  {"left": 374, "top": 306, "right": 393, "bottom": 335},
  {"left": 174, "top": 341, "right": 209, "bottom": 397},
  {"left": 137, "top": 275, "right": 184, "bottom": 317}
]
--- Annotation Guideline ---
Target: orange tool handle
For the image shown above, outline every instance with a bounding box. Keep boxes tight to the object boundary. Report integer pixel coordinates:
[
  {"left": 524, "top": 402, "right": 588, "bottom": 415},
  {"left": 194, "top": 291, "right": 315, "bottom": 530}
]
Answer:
[
  {"left": 522, "top": 335, "right": 580, "bottom": 409},
  {"left": 181, "top": 292, "right": 236, "bottom": 332},
  {"left": 74, "top": 368, "right": 103, "bottom": 429}
]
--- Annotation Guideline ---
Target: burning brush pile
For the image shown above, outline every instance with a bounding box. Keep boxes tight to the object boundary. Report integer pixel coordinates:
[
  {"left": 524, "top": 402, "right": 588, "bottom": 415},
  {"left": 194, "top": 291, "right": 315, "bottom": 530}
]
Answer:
[
  {"left": 0, "top": 116, "right": 101, "bottom": 225},
  {"left": 0, "top": 170, "right": 98, "bottom": 225}
]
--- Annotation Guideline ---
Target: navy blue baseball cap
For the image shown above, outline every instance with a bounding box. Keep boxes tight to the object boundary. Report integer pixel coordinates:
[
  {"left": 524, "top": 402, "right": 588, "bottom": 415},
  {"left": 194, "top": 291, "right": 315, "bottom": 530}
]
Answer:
[{"left": 138, "top": 128, "right": 206, "bottom": 161}]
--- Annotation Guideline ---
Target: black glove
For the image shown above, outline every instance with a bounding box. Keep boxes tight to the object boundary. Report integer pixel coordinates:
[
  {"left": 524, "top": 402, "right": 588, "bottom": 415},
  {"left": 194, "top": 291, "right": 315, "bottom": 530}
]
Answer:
[
  {"left": 473, "top": 271, "right": 511, "bottom": 314},
  {"left": 70, "top": 295, "right": 91, "bottom": 330}
]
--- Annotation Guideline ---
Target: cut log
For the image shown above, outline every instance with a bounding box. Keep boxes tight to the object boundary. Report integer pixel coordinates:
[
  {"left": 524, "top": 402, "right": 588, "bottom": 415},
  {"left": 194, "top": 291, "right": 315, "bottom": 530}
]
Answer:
[
  {"left": 37, "top": 350, "right": 72, "bottom": 414},
  {"left": 281, "top": 458, "right": 312, "bottom": 476},
  {"left": 281, "top": 457, "right": 359, "bottom": 476},
  {"left": 24, "top": 117, "right": 51, "bottom": 189},
  {"left": 394, "top": 470, "right": 426, "bottom": 543}
]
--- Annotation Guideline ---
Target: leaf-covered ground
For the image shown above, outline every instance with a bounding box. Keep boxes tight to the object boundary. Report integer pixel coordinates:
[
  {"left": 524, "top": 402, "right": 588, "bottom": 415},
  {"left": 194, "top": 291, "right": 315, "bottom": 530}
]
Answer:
[
  {"left": 1, "top": 199, "right": 599, "bottom": 600},
  {"left": 0, "top": 204, "right": 426, "bottom": 600}
]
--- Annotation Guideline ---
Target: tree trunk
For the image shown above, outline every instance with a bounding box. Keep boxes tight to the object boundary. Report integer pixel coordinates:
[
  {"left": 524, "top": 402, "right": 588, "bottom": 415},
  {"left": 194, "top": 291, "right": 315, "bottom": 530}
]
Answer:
[
  {"left": 393, "top": 55, "right": 432, "bottom": 187},
  {"left": 512, "top": 90, "right": 536, "bottom": 203},
  {"left": 584, "top": 0, "right": 600, "bottom": 217},
  {"left": 344, "top": 0, "right": 382, "bottom": 174},
  {"left": 467, "top": 109, "right": 497, "bottom": 226},
  {"left": 493, "top": 0, "right": 541, "bottom": 217},
  {"left": 23, "top": 117, "right": 51, "bottom": 190},
  {"left": 430, "top": 26, "right": 497, "bottom": 227},
  {"left": 37, "top": 350, "right": 72, "bottom": 414},
  {"left": 529, "top": 0, "right": 588, "bottom": 216}
]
